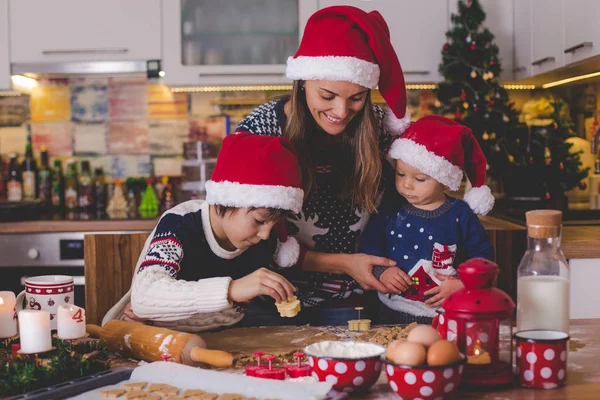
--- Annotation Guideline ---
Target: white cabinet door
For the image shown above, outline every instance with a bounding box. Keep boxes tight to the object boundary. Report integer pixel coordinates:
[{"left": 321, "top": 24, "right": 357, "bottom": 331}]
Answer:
[
  {"left": 563, "top": 0, "right": 600, "bottom": 66},
  {"left": 0, "top": 0, "right": 9, "bottom": 90},
  {"left": 317, "top": 0, "right": 448, "bottom": 83},
  {"left": 9, "top": 0, "right": 161, "bottom": 63},
  {"left": 513, "top": 0, "right": 532, "bottom": 80},
  {"left": 531, "top": 0, "right": 563, "bottom": 75}
]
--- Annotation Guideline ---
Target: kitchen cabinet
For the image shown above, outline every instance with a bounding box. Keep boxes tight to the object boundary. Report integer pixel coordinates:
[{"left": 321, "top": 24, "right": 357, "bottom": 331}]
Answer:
[
  {"left": 563, "top": 0, "right": 600, "bottom": 66},
  {"left": 449, "top": 0, "right": 514, "bottom": 81},
  {"left": 314, "top": 0, "right": 448, "bottom": 83},
  {"left": 512, "top": 0, "right": 532, "bottom": 80},
  {"left": 9, "top": 0, "right": 161, "bottom": 63},
  {"left": 162, "top": 0, "right": 300, "bottom": 86},
  {"left": 531, "top": 0, "right": 563, "bottom": 75},
  {"left": 0, "top": 0, "right": 10, "bottom": 90}
]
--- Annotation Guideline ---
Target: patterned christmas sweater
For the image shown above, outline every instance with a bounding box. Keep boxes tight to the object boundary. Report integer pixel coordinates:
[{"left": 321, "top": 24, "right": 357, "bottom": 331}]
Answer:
[
  {"left": 359, "top": 197, "right": 494, "bottom": 317},
  {"left": 102, "top": 200, "right": 277, "bottom": 332},
  {"left": 237, "top": 98, "right": 395, "bottom": 307}
]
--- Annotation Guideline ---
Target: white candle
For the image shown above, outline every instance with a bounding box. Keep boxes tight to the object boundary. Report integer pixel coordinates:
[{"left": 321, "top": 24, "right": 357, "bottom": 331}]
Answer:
[
  {"left": 0, "top": 291, "right": 18, "bottom": 338},
  {"left": 18, "top": 310, "right": 52, "bottom": 353},
  {"left": 57, "top": 305, "right": 86, "bottom": 339}
]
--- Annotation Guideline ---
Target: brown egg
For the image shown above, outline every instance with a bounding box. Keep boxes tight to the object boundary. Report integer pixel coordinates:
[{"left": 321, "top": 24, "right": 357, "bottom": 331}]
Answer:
[
  {"left": 387, "top": 341, "right": 427, "bottom": 366},
  {"left": 406, "top": 325, "right": 441, "bottom": 348},
  {"left": 427, "top": 340, "right": 462, "bottom": 366}
]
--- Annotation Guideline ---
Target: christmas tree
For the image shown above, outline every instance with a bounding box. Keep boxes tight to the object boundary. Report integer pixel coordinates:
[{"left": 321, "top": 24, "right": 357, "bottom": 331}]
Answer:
[{"left": 432, "top": 0, "right": 588, "bottom": 201}]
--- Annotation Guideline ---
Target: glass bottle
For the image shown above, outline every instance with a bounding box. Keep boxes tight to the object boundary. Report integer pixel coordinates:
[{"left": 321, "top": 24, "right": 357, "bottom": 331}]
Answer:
[
  {"left": 159, "top": 176, "right": 175, "bottom": 213},
  {"left": 78, "top": 161, "right": 93, "bottom": 220},
  {"left": 22, "top": 142, "right": 37, "bottom": 201},
  {"left": 37, "top": 148, "right": 52, "bottom": 214},
  {"left": 51, "top": 159, "right": 65, "bottom": 219},
  {"left": 7, "top": 154, "right": 23, "bottom": 202},
  {"left": 106, "top": 179, "right": 128, "bottom": 220},
  {"left": 0, "top": 156, "right": 6, "bottom": 201},
  {"left": 93, "top": 168, "right": 107, "bottom": 220},
  {"left": 65, "top": 160, "right": 79, "bottom": 220},
  {"left": 517, "top": 210, "right": 570, "bottom": 333}
]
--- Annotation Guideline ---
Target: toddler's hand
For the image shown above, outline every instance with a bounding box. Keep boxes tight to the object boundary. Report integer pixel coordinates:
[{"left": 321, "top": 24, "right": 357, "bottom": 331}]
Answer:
[
  {"left": 229, "top": 267, "right": 296, "bottom": 303},
  {"left": 424, "top": 272, "right": 464, "bottom": 308},
  {"left": 123, "top": 303, "right": 149, "bottom": 323},
  {"left": 379, "top": 267, "right": 412, "bottom": 294}
]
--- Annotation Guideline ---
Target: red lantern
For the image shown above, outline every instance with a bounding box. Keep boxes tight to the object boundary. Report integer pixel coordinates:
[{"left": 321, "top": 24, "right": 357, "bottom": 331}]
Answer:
[{"left": 442, "top": 258, "right": 515, "bottom": 386}]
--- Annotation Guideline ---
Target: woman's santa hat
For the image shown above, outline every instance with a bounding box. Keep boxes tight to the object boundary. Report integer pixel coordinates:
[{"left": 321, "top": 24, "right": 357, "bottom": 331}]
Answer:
[
  {"left": 389, "top": 115, "right": 495, "bottom": 215},
  {"left": 286, "top": 5, "right": 410, "bottom": 135},
  {"left": 206, "top": 132, "right": 304, "bottom": 266}
]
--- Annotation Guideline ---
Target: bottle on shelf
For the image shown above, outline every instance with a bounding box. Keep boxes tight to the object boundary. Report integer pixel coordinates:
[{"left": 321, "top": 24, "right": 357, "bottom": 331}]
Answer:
[
  {"left": 64, "top": 160, "right": 79, "bottom": 220},
  {"left": 51, "top": 159, "right": 65, "bottom": 218},
  {"left": 139, "top": 178, "right": 159, "bottom": 219},
  {"left": 78, "top": 161, "right": 93, "bottom": 220},
  {"left": 37, "top": 147, "right": 52, "bottom": 216},
  {"left": 159, "top": 176, "right": 175, "bottom": 214},
  {"left": 93, "top": 168, "right": 107, "bottom": 220},
  {"left": 7, "top": 154, "right": 23, "bottom": 202},
  {"left": 106, "top": 179, "right": 128, "bottom": 220},
  {"left": 22, "top": 140, "right": 37, "bottom": 201},
  {"left": 517, "top": 210, "right": 570, "bottom": 333},
  {"left": 126, "top": 187, "right": 138, "bottom": 219}
]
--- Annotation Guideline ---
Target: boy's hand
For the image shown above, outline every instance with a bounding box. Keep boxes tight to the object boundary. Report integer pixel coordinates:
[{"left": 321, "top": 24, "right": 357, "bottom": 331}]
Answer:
[
  {"left": 424, "top": 272, "right": 464, "bottom": 308},
  {"left": 123, "top": 303, "right": 148, "bottom": 323},
  {"left": 379, "top": 267, "right": 412, "bottom": 294},
  {"left": 229, "top": 268, "right": 296, "bottom": 303}
]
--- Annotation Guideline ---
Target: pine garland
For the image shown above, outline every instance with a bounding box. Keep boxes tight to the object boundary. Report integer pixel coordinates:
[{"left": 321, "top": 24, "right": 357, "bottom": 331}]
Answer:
[{"left": 0, "top": 336, "right": 111, "bottom": 397}]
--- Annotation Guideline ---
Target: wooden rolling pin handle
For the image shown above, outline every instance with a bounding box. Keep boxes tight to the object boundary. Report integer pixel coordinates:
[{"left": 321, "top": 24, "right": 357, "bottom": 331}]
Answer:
[
  {"left": 86, "top": 324, "right": 103, "bottom": 338},
  {"left": 190, "top": 346, "right": 234, "bottom": 368}
]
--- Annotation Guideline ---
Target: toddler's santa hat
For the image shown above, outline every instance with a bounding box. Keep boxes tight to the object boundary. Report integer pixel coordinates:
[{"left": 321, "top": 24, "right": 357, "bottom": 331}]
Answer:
[
  {"left": 206, "top": 132, "right": 304, "bottom": 267},
  {"left": 286, "top": 5, "right": 410, "bottom": 135},
  {"left": 388, "top": 115, "right": 495, "bottom": 215}
]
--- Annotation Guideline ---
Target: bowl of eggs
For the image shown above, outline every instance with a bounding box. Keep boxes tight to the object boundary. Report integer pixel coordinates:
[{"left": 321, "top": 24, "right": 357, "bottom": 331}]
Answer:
[
  {"left": 304, "top": 341, "right": 386, "bottom": 393},
  {"left": 383, "top": 325, "right": 466, "bottom": 399}
]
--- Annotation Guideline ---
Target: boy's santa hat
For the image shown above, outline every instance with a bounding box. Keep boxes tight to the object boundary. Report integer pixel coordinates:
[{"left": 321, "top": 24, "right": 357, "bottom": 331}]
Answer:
[
  {"left": 206, "top": 132, "right": 304, "bottom": 267},
  {"left": 388, "top": 115, "right": 495, "bottom": 215},
  {"left": 286, "top": 5, "right": 410, "bottom": 135}
]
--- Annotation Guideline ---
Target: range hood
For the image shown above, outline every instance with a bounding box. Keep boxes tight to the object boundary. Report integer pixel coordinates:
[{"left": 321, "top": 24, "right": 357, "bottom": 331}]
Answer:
[{"left": 11, "top": 60, "right": 162, "bottom": 78}]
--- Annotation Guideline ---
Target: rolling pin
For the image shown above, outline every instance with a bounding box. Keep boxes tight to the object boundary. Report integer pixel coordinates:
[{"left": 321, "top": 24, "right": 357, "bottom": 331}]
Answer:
[{"left": 87, "top": 320, "right": 233, "bottom": 368}]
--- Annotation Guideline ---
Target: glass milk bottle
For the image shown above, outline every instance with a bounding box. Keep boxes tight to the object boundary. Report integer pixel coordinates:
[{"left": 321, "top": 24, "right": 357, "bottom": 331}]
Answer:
[{"left": 517, "top": 210, "right": 570, "bottom": 333}]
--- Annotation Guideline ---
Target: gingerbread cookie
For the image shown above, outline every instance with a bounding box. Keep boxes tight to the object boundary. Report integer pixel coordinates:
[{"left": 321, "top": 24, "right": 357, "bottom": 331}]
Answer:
[
  {"left": 99, "top": 388, "right": 126, "bottom": 398},
  {"left": 122, "top": 382, "right": 148, "bottom": 391}
]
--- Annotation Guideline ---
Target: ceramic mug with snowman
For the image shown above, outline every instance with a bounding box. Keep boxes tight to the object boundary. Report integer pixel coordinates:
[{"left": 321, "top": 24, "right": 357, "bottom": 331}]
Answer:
[{"left": 16, "top": 275, "right": 74, "bottom": 330}]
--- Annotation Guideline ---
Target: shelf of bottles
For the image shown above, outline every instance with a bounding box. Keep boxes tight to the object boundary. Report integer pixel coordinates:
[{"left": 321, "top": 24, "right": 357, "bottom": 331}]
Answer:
[{"left": 181, "top": 0, "right": 299, "bottom": 66}]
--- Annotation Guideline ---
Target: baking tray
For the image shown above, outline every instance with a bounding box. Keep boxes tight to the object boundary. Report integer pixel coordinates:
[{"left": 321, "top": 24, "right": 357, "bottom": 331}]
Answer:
[{"left": 3, "top": 367, "right": 133, "bottom": 400}]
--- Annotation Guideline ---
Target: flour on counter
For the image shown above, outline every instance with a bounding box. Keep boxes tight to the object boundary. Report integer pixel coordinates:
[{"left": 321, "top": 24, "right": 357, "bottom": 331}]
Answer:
[
  {"left": 124, "top": 334, "right": 132, "bottom": 349},
  {"left": 305, "top": 341, "right": 385, "bottom": 359}
]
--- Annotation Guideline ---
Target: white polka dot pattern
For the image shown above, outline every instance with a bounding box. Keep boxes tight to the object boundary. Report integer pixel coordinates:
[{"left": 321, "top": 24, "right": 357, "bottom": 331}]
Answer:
[
  {"left": 325, "top": 375, "right": 338, "bottom": 384},
  {"left": 404, "top": 372, "right": 417, "bottom": 384},
  {"left": 309, "top": 357, "right": 314, "bottom": 367},
  {"left": 355, "top": 360, "right": 366, "bottom": 372},
  {"left": 353, "top": 376, "right": 364, "bottom": 386},
  {"left": 544, "top": 349, "right": 555, "bottom": 361},
  {"left": 523, "top": 370, "right": 534, "bottom": 381},
  {"left": 318, "top": 359, "right": 328, "bottom": 371},
  {"left": 558, "top": 369, "right": 565, "bottom": 380},
  {"left": 447, "top": 319, "right": 457, "bottom": 331},
  {"left": 439, "top": 314, "right": 444, "bottom": 324},
  {"left": 420, "top": 386, "right": 433, "bottom": 396},
  {"left": 334, "top": 362, "right": 348, "bottom": 374},
  {"left": 560, "top": 350, "right": 566, "bottom": 361},
  {"left": 390, "top": 380, "right": 398, "bottom": 392},
  {"left": 479, "top": 332, "right": 489, "bottom": 343},
  {"left": 466, "top": 336, "right": 472, "bottom": 346},
  {"left": 406, "top": 223, "right": 411, "bottom": 227},
  {"left": 386, "top": 364, "right": 394, "bottom": 376},
  {"left": 444, "top": 383, "right": 454, "bottom": 393},
  {"left": 419, "top": 228, "right": 424, "bottom": 232},
  {"left": 422, "top": 371, "right": 435, "bottom": 383},
  {"left": 517, "top": 347, "right": 521, "bottom": 357},
  {"left": 541, "top": 367, "right": 552, "bottom": 379},
  {"left": 443, "top": 368, "right": 453, "bottom": 379},
  {"left": 375, "top": 361, "right": 381, "bottom": 371},
  {"left": 526, "top": 352, "right": 537, "bottom": 364}
]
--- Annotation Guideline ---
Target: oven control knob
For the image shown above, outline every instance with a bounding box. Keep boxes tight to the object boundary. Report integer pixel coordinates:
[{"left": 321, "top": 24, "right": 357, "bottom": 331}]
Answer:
[{"left": 27, "top": 248, "right": 40, "bottom": 260}]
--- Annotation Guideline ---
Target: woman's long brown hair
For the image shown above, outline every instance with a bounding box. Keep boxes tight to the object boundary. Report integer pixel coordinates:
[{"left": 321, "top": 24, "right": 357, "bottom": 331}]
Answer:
[{"left": 284, "top": 81, "right": 382, "bottom": 214}]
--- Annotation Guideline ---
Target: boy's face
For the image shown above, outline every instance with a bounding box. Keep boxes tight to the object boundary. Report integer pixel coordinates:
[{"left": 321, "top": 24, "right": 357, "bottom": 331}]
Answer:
[
  {"left": 221, "top": 208, "right": 279, "bottom": 250},
  {"left": 303, "top": 80, "right": 369, "bottom": 136},
  {"left": 395, "top": 159, "right": 446, "bottom": 210}
]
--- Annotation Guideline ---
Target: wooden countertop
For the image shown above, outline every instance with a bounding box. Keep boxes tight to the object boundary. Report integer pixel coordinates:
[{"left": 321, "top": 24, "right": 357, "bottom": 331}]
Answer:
[{"left": 0, "top": 219, "right": 158, "bottom": 234}]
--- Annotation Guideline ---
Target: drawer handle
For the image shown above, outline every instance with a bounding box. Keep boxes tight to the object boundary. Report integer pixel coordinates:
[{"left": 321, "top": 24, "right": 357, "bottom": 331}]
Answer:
[
  {"left": 564, "top": 41, "right": 593, "bottom": 54},
  {"left": 532, "top": 56, "right": 555, "bottom": 66},
  {"left": 42, "top": 48, "right": 129, "bottom": 55},
  {"left": 403, "top": 71, "right": 430, "bottom": 75},
  {"left": 513, "top": 66, "right": 526, "bottom": 73}
]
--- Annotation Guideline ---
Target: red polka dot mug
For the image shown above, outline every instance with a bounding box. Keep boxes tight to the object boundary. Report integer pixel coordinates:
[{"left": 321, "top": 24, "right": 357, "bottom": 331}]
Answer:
[{"left": 515, "top": 330, "right": 569, "bottom": 390}]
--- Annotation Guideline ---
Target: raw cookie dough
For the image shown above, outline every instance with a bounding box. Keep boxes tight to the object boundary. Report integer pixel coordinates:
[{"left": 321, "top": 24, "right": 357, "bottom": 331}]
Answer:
[{"left": 275, "top": 296, "right": 300, "bottom": 318}]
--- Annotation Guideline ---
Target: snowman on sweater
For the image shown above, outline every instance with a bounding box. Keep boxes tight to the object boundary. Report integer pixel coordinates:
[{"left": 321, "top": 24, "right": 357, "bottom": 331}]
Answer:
[{"left": 359, "top": 116, "right": 495, "bottom": 319}]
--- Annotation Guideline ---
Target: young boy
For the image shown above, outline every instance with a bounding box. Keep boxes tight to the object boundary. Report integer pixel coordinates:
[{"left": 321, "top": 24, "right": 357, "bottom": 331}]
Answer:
[
  {"left": 359, "top": 115, "right": 495, "bottom": 324},
  {"left": 102, "top": 133, "right": 304, "bottom": 332}
]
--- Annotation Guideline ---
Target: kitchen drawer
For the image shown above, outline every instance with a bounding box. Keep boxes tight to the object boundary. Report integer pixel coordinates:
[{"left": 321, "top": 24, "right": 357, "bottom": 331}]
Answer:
[{"left": 9, "top": 0, "right": 161, "bottom": 63}]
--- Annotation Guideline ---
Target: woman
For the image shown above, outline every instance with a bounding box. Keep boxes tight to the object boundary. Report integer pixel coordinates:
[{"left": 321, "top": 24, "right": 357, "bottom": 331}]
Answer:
[{"left": 237, "top": 5, "right": 413, "bottom": 325}]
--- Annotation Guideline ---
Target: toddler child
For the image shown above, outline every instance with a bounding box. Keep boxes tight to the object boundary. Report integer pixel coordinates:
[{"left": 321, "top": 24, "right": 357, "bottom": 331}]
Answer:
[
  {"left": 103, "top": 132, "right": 304, "bottom": 332},
  {"left": 360, "top": 115, "right": 495, "bottom": 324}
]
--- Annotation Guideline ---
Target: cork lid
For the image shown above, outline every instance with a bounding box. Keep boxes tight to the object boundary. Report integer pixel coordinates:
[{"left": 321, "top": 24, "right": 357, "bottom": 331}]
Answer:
[{"left": 525, "top": 210, "right": 562, "bottom": 238}]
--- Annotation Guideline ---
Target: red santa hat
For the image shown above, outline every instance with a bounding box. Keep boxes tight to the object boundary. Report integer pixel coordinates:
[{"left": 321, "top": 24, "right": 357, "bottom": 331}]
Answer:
[
  {"left": 388, "top": 115, "right": 495, "bottom": 215},
  {"left": 286, "top": 5, "right": 410, "bottom": 135},
  {"left": 205, "top": 132, "right": 304, "bottom": 267}
]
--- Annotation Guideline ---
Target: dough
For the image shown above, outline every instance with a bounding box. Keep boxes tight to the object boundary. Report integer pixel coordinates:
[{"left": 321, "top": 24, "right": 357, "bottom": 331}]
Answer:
[
  {"left": 122, "top": 382, "right": 147, "bottom": 391},
  {"left": 275, "top": 296, "right": 301, "bottom": 318},
  {"left": 98, "top": 389, "right": 126, "bottom": 398}
]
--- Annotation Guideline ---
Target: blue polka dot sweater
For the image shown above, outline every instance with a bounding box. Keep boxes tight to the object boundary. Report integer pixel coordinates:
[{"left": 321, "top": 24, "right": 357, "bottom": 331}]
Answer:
[{"left": 359, "top": 197, "right": 494, "bottom": 317}]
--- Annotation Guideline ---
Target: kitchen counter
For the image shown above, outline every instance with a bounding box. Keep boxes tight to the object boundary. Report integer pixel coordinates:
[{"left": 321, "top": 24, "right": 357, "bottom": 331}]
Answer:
[{"left": 0, "top": 219, "right": 158, "bottom": 234}]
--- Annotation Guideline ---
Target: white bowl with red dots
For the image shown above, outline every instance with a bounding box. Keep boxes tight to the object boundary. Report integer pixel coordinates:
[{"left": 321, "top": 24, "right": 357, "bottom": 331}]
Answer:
[
  {"left": 382, "top": 353, "right": 466, "bottom": 399},
  {"left": 304, "top": 341, "right": 386, "bottom": 393}
]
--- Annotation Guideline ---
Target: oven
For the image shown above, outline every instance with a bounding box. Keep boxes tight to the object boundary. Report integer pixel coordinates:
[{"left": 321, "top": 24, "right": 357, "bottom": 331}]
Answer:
[{"left": 0, "top": 232, "right": 87, "bottom": 307}]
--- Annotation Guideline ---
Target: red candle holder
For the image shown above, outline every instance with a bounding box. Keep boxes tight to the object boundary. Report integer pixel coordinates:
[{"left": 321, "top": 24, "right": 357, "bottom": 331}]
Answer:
[
  {"left": 255, "top": 355, "right": 286, "bottom": 380},
  {"left": 286, "top": 352, "right": 312, "bottom": 378},
  {"left": 245, "top": 351, "right": 265, "bottom": 377}
]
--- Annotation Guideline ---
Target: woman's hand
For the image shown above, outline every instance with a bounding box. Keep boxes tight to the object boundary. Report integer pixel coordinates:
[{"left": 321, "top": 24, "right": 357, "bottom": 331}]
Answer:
[
  {"left": 229, "top": 268, "right": 296, "bottom": 303},
  {"left": 343, "top": 254, "right": 399, "bottom": 294},
  {"left": 379, "top": 267, "right": 412, "bottom": 294},
  {"left": 424, "top": 273, "right": 464, "bottom": 308}
]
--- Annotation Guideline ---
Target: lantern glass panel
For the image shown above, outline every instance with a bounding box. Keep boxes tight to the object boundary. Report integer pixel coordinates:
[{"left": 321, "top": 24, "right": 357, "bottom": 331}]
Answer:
[
  {"left": 466, "top": 320, "right": 493, "bottom": 365},
  {"left": 498, "top": 317, "right": 513, "bottom": 366}
]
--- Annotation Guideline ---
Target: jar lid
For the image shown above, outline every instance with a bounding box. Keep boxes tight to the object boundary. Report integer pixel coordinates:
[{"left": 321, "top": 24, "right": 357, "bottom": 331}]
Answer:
[{"left": 525, "top": 210, "right": 562, "bottom": 226}]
